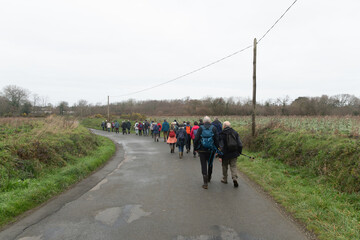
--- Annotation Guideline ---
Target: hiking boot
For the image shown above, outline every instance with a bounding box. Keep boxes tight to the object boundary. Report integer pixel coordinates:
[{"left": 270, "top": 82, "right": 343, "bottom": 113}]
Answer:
[
  {"left": 233, "top": 179, "right": 239, "bottom": 188},
  {"left": 221, "top": 178, "right": 228, "bottom": 184},
  {"left": 202, "top": 175, "right": 208, "bottom": 189}
]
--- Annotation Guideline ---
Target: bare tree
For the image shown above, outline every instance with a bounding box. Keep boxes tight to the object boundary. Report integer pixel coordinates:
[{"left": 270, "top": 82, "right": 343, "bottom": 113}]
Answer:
[{"left": 3, "top": 85, "right": 30, "bottom": 112}]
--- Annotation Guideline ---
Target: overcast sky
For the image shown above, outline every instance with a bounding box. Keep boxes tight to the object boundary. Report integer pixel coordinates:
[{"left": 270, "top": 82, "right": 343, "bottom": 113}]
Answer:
[{"left": 0, "top": 0, "right": 359, "bottom": 105}]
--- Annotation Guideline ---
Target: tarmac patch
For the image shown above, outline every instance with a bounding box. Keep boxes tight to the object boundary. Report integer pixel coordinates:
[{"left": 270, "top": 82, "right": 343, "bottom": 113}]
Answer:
[
  {"left": 95, "top": 207, "right": 122, "bottom": 226},
  {"left": 126, "top": 205, "right": 151, "bottom": 223},
  {"left": 175, "top": 225, "right": 263, "bottom": 240},
  {"left": 18, "top": 235, "right": 43, "bottom": 240},
  {"left": 94, "top": 205, "right": 151, "bottom": 226},
  {"left": 90, "top": 178, "right": 108, "bottom": 191}
]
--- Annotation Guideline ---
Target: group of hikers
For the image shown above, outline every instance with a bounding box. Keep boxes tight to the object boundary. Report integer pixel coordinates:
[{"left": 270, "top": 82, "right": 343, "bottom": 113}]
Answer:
[
  {"left": 101, "top": 116, "right": 243, "bottom": 190},
  {"left": 101, "top": 120, "right": 131, "bottom": 134}
]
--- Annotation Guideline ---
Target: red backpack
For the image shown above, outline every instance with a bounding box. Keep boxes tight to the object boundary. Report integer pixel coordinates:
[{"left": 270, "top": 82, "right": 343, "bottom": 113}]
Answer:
[{"left": 169, "top": 130, "right": 175, "bottom": 138}]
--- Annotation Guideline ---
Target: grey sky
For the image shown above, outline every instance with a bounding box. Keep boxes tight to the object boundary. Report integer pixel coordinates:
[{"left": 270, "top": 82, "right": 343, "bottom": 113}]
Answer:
[{"left": 0, "top": 0, "right": 359, "bottom": 106}]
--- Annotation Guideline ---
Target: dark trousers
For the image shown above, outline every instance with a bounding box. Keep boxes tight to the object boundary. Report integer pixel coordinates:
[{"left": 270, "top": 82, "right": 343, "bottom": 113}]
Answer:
[
  {"left": 185, "top": 134, "right": 191, "bottom": 151},
  {"left": 199, "top": 151, "right": 215, "bottom": 177}
]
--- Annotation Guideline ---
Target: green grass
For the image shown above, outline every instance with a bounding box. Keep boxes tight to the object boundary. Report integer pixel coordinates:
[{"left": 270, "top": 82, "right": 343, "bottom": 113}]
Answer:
[
  {"left": 238, "top": 152, "right": 360, "bottom": 240},
  {"left": 0, "top": 136, "right": 115, "bottom": 227}
]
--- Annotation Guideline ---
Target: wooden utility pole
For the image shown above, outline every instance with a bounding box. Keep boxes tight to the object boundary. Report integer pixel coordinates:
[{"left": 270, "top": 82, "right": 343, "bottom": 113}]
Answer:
[
  {"left": 107, "top": 96, "right": 110, "bottom": 121},
  {"left": 252, "top": 38, "right": 257, "bottom": 137}
]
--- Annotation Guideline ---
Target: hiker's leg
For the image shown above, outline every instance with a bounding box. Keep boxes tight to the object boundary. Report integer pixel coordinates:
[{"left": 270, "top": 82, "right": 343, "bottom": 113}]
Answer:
[
  {"left": 222, "top": 159, "right": 229, "bottom": 182},
  {"left": 229, "top": 158, "right": 238, "bottom": 180}
]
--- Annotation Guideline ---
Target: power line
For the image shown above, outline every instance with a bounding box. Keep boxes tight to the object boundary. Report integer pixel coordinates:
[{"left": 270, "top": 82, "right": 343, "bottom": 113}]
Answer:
[
  {"left": 258, "top": 0, "right": 298, "bottom": 43},
  {"left": 111, "top": 0, "right": 299, "bottom": 98},
  {"left": 111, "top": 45, "right": 252, "bottom": 97}
]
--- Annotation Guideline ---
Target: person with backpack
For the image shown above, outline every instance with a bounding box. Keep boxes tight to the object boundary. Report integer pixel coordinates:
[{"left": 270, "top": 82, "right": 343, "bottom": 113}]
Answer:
[
  {"left": 162, "top": 120, "right": 170, "bottom": 142},
  {"left": 190, "top": 121, "right": 200, "bottom": 158},
  {"left": 167, "top": 124, "right": 177, "bottom": 153},
  {"left": 125, "top": 120, "right": 131, "bottom": 134},
  {"left": 150, "top": 121, "right": 155, "bottom": 138},
  {"left": 101, "top": 121, "right": 105, "bottom": 131},
  {"left": 144, "top": 120, "right": 150, "bottom": 136},
  {"left": 218, "top": 121, "right": 243, "bottom": 188},
  {"left": 185, "top": 121, "right": 192, "bottom": 153},
  {"left": 121, "top": 121, "right": 127, "bottom": 135},
  {"left": 194, "top": 116, "right": 220, "bottom": 189},
  {"left": 134, "top": 121, "right": 139, "bottom": 135},
  {"left": 212, "top": 117, "right": 223, "bottom": 134},
  {"left": 138, "top": 121, "right": 143, "bottom": 136},
  {"left": 114, "top": 120, "right": 120, "bottom": 134},
  {"left": 153, "top": 122, "right": 160, "bottom": 142},
  {"left": 176, "top": 124, "right": 187, "bottom": 159},
  {"left": 106, "top": 121, "right": 111, "bottom": 132}
]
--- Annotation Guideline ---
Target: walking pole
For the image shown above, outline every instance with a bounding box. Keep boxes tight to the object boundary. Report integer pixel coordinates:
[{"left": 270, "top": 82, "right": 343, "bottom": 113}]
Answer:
[{"left": 241, "top": 153, "right": 255, "bottom": 160}]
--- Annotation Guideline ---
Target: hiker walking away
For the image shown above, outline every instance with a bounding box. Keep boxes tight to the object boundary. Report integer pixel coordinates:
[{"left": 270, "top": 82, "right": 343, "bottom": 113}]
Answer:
[
  {"left": 198, "top": 119, "right": 204, "bottom": 126},
  {"left": 157, "top": 122, "right": 162, "bottom": 139},
  {"left": 134, "top": 121, "right": 139, "bottom": 135},
  {"left": 153, "top": 122, "right": 160, "bottom": 142},
  {"left": 167, "top": 123, "right": 177, "bottom": 153},
  {"left": 114, "top": 120, "right": 120, "bottom": 134},
  {"left": 212, "top": 117, "right": 223, "bottom": 134},
  {"left": 190, "top": 121, "right": 200, "bottom": 158},
  {"left": 126, "top": 120, "right": 131, "bottom": 134},
  {"left": 138, "top": 121, "right": 143, "bottom": 136},
  {"left": 162, "top": 119, "right": 170, "bottom": 142},
  {"left": 101, "top": 120, "right": 105, "bottom": 131},
  {"left": 218, "top": 121, "right": 242, "bottom": 188},
  {"left": 185, "top": 121, "right": 192, "bottom": 153},
  {"left": 194, "top": 116, "right": 220, "bottom": 189},
  {"left": 176, "top": 124, "right": 187, "bottom": 159},
  {"left": 106, "top": 121, "right": 111, "bottom": 132},
  {"left": 121, "top": 121, "right": 127, "bottom": 135},
  {"left": 150, "top": 121, "right": 155, "bottom": 138},
  {"left": 144, "top": 120, "right": 150, "bottom": 136},
  {"left": 111, "top": 122, "right": 115, "bottom": 132}
]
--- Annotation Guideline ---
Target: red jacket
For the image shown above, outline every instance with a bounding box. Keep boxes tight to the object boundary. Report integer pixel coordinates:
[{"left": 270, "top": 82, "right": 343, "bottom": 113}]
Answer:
[
  {"left": 190, "top": 125, "right": 200, "bottom": 140},
  {"left": 157, "top": 123, "right": 162, "bottom": 131}
]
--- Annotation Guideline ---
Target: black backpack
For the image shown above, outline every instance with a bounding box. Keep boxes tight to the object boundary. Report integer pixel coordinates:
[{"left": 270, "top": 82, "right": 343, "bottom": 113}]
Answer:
[{"left": 226, "top": 131, "right": 238, "bottom": 152}]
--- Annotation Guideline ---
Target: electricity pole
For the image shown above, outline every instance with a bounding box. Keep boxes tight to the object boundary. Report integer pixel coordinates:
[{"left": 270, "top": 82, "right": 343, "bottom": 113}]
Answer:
[
  {"left": 252, "top": 38, "right": 257, "bottom": 137},
  {"left": 107, "top": 96, "right": 110, "bottom": 121}
]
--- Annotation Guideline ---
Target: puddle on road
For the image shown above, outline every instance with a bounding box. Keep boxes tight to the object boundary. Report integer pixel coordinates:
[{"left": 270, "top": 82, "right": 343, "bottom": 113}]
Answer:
[
  {"left": 18, "top": 235, "right": 43, "bottom": 240},
  {"left": 175, "top": 226, "right": 263, "bottom": 240},
  {"left": 94, "top": 205, "right": 151, "bottom": 226}
]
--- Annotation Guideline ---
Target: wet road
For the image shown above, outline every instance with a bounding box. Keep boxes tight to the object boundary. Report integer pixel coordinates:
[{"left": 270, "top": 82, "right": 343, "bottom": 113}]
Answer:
[{"left": 1, "top": 130, "right": 310, "bottom": 240}]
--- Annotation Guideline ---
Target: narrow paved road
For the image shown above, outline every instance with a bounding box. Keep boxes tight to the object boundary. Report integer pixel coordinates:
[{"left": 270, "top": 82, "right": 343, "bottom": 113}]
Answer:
[{"left": 1, "top": 130, "right": 311, "bottom": 240}]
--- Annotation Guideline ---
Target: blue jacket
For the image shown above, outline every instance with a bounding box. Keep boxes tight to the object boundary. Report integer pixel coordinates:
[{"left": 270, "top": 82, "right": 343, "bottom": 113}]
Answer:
[
  {"left": 153, "top": 125, "right": 160, "bottom": 134},
  {"left": 162, "top": 121, "right": 170, "bottom": 132}
]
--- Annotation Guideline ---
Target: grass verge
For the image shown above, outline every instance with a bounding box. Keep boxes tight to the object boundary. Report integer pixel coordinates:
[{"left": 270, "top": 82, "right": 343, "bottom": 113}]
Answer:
[
  {"left": 238, "top": 152, "right": 360, "bottom": 240},
  {"left": 0, "top": 136, "right": 115, "bottom": 228}
]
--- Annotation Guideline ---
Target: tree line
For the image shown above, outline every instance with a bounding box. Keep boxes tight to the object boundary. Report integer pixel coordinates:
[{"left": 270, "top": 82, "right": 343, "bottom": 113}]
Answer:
[{"left": 1, "top": 85, "right": 359, "bottom": 117}]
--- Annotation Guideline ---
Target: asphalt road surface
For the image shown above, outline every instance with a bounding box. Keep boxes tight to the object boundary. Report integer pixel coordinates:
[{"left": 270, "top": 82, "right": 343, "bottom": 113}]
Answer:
[{"left": 1, "top": 129, "right": 311, "bottom": 240}]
